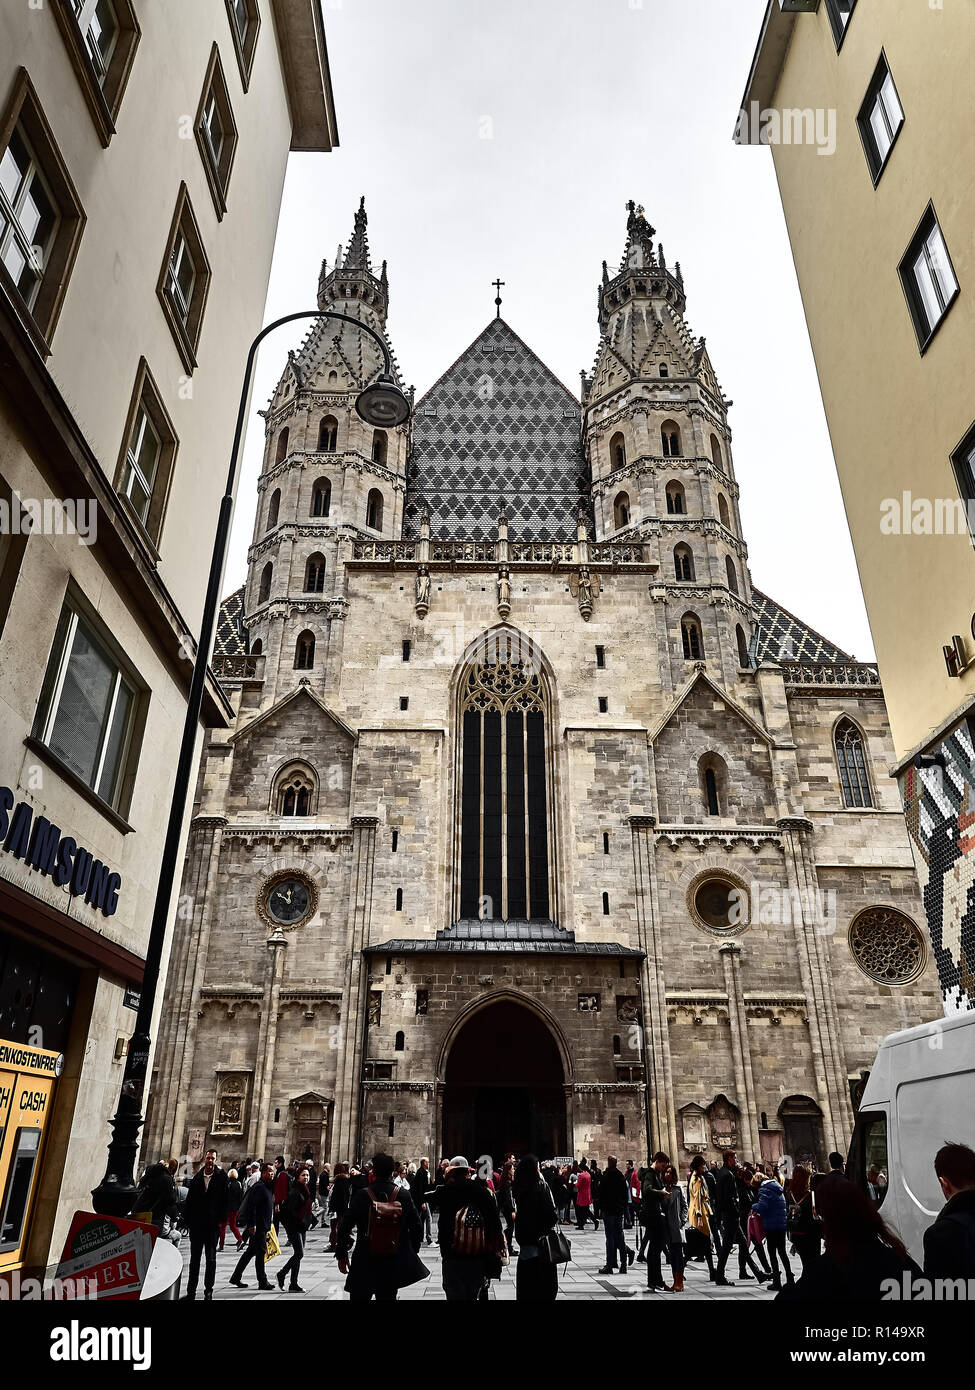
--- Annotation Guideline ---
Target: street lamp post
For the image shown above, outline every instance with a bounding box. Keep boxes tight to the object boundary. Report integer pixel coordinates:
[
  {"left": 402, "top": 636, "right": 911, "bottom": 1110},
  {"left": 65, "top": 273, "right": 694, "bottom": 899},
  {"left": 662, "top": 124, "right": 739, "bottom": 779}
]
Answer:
[{"left": 91, "top": 310, "right": 410, "bottom": 1216}]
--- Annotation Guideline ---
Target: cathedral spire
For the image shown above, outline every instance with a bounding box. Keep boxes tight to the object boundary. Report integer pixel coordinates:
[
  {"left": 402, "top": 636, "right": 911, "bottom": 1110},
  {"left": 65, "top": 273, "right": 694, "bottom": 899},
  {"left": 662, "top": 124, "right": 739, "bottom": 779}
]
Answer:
[
  {"left": 317, "top": 196, "right": 389, "bottom": 326},
  {"left": 344, "top": 195, "right": 372, "bottom": 271}
]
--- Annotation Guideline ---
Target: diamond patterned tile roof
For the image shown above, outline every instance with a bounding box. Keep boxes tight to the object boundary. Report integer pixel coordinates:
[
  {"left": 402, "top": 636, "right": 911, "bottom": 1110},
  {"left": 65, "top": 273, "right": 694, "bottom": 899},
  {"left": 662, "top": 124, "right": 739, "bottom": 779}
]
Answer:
[
  {"left": 404, "top": 317, "right": 590, "bottom": 540},
  {"left": 752, "top": 588, "right": 856, "bottom": 664},
  {"left": 214, "top": 585, "right": 247, "bottom": 658}
]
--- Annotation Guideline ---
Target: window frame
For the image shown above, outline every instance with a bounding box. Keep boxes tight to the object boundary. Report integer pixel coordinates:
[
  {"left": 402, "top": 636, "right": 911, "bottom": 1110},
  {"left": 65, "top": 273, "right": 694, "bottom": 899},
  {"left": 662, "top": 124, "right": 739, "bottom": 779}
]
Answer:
[
  {"left": 156, "top": 183, "right": 211, "bottom": 374},
  {"left": 825, "top": 0, "right": 858, "bottom": 51},
  {"left": 53, "top": 0, "right": 141, "bottom": 147},
  {"left": 0, "top": 474, "right": 30, "bottom": 641},
  {"left": 0, "top": 69, "right": 87, "bottom": 355},
  {"left": 835, "top": 717, "right": 874, "bottom": 809},
  {"left": 224, "top": 0, "right": 262, "bottom": 92},
  {"left": 31, "top": 589, "right": 145, "bottom": 819},
  {"left": 857, "top": 52, "right": 904, "bottom": 185},
  {"left": 113, "top": 358, "right": 179, "bottom": 553},
  {"left": 194, "top": 44, "right": 238, "bottom": 220},
  {"left": 897, "top": 203, "right": 959, "bottom": 355}
]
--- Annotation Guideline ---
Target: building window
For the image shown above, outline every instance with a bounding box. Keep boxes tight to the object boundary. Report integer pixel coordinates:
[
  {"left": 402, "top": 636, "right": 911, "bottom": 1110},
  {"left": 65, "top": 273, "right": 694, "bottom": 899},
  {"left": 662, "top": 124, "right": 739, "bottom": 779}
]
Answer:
[
  {"left": 613, "top": 491, "right": 630, "bottom": 529},
  {"left": 33, "top": 596, "right": 140, "bottom": 811},
  {"left": 736, "top": 624, "right": 750, "bottom": 668},
  {"left": 602, "top": 892, "right": 610, "bottom": 915},
  {"left": 725, "top": 554, "right": 739, "bottom": 595},
  {"left": 665, "top": 480, "right": 685, "bottom": 515},
  {"left": 858, "top": 54, "right": 904, "bottom": 183},
  {"left": 258, "top": 561, "right": 272, "bottom": 604},
  {"left": 598, "top": 696, "right": 608, "bottom": 713},
  {"left": 224, "top": 0, "right": 261, "bottom": 90},
  {"left": 399, "top": 696, "right": 409, "bottom": 711},
  {"left": 265, "top": 488, "right": 280, "bottom": 532},
  {"left": 612, "top": 1034, "right": 621, "bottom": 1055},
  {"left": 458, "top": 634, "right": 551, "bottom": 922},
  {"left": 295, "top": 631, "right": 315, "bottom": 670},
  {"left": 395, "top": 1031, "right": 405, "bottom": 1051},
  {"left": 710, "top": 433, "right": 723, "bottom": 468},
  {"left": 718, "top": 493, "right": 731, "bottom": 528},
  {"left": 0, "top": 474, "right": 29, "bottom": 641},
  {"left": 603, "top": 831, "right": 610, "bottom": 854},
  {"left": 848, "top": 907, "right": 925, "bottom": 985},
  {"left": 610, "top": 431, "right": 626, "bottom": 470},
  {"left": 0, "top": 73, "right": 86, "bottom": 350},
  {"left": 699, "top": 753, "right": 728, "bottom": 817},
  {"left": 674, "top": 544, "right": 694, "bottom": 582},
  {"left": 113, "top": 359, "right": 178, "bottom": 548},
  {"left": 311, "top": 477, "right": 331, "bottom": 517},
  {"left": 372, "top": 430, "right": 388, "bottom": 465},
  {"left": 318, "top": 416, "right": 338, "bottom": 452},
  {"left": 825, "top": 0, "right": 858, "bottom": 49},
  {"left": 659, "top": 364, "right": 668, "bottom": 378},
  {"left": 391, "top": 830, "right": 399, "bottom": 853},
  {"left": 395, "top": 888, "right": 403, "bottom": 912},
  {"left": 951, "top": 423, "right": 975, "bottom": 538},
  {"left": 275, "top": 427, "right": 289, "bottom": 465},
  {"left": 595, "top": 645, "right": 605, "bottom": 668},
  {"left": 618, "top": 1114, "right": 626, "bottom": 1136},
  {"left": 402, "top": 639, "right": 411, "bottom": 662},
  {"left": 681, "top": 613, "right": 703, "bottom": 660},
  {"left": 157, "top": 185, "right": 211, "bottom": 373},
  {"left": 835, "top": 718, "right": 872, "bottom": 808},
  {"left": 304, "top": 553, "right": 326, "bottom": 593},
  {"left": 898, "top": 205, "right": 959, "bottom": 352},
  {"left": 278, "top": 772, "right": 312, "bottom": 815},
  {"left": 366, "top": 489, "right": 384, "bottom": 530},
  {"left": 415, "top": 989, "right": 428, "bottom": 1015},
  {"left": 661, "top": 421, "right": 682, "bottom": 457},
  {"left": 54, "top": 0, "right": 140, "bottom": 146},
  {"left": 195, "top": 44, "right": 238, "bottom": 218}
]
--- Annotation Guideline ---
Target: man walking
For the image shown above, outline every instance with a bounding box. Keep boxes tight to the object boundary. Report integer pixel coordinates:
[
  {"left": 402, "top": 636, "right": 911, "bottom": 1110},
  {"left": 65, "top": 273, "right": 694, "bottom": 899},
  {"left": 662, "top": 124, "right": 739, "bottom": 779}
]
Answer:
[
  {"left": 638, "top": 1152, "right": 670, "bottom": 1290},
  {"left": 596, "top": 1156, "right": 634, "bottom": 1274},
  {"left": 180, "top": 1148, "right": 228, "bottom": 1301},
  {"left": 437, "top": 1155, "right": 503, "bottom": 1300},
  {"left": 713, "top": 1150, "right": 770, "bottom": 1286},
  {"left": 575, "top": 1162, "right": 597, "bottom": 1230},
  {"left": 410, "top": 1156, "right": 434, "bottom": 1245},
  {"left": 336, "top": 1152, "right": 428, "bottom": 1301},
  {"left": 230, "top": 1163, "right": 275, "bottom": 1291},
  {"left": 272, "top": 1156, "right": 290, "bottom": 1232}
]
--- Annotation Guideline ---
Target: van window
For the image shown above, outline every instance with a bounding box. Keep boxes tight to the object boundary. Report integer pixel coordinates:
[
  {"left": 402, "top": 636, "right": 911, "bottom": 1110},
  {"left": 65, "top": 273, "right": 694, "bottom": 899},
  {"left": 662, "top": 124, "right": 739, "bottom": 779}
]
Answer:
[
  {"left": 849, "top": 1110, "right": 890, "bottom": 1210},
  {"left": 896, "top": 1073, "right": 975, "bottom": 1218}
]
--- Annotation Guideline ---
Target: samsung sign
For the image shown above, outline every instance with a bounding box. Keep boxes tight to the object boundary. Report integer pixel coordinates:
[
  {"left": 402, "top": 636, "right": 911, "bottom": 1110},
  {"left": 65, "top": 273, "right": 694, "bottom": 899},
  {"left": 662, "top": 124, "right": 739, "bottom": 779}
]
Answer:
[{"left": 0, "top": 786, "right": 122, "bottom": 917}]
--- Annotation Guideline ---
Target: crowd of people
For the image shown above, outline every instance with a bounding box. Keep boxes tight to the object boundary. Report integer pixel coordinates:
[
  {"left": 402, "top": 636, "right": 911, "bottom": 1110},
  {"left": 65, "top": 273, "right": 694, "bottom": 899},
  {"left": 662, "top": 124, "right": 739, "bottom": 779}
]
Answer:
[{"left": 129, "top": 1138, "right": 975, "bottom": 1302}]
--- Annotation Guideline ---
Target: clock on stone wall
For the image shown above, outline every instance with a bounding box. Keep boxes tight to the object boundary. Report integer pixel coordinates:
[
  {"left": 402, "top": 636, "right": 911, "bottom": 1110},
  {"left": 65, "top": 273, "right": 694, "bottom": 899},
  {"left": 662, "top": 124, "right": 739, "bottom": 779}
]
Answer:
[{"left": 257, "top": 870, "right": 319, "bottom": 931}]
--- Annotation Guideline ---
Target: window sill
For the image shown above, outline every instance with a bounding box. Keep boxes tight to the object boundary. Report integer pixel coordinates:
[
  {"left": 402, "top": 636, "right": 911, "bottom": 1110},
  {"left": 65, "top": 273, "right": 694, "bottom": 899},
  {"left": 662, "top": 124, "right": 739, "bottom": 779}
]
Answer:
[
  {"left": 23, "top": 736, "right": 135, "bottom": 835},
  {"left": 0, "top": 268, "right": 53, "bottom": 360},
  {"left": 916, "top": 289, "right": 959, "bottom": 357},
  {"left": 51, "top": 4, "right": 117, "bottom": 148},
  {"left": 196, "top": 134, "right": 229, "bottom": 222},
  {"left": 115, "top": 490, "right": 162, "bottom": 565},
  {"left": 156, "top": 285, "right": 199, "bottom": 376}
]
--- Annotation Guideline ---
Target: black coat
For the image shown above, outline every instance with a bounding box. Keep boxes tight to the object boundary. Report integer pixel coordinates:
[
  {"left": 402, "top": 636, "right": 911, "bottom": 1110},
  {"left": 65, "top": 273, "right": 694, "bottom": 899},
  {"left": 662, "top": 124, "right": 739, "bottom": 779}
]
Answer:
[
  {"left": 336, "top": 1181, "right": 428, "bottom": 1299},
  {"left": 924, "top": 1190, "right": 975, "bottom": 1280},
  {"left": 329, "top": 1174, "right": 351, "bottom": 1216},
  {"left": 598, "top": 1166, "right": 629, "bottom": 1215},
  {"left": 409, "top": 1167, "right": 432, "bottom": 1208},
  {"left": 238, "top": 1179, "right": 273, "bottom": 1235},
  {"left": 777, "top": 1237, "right": 922, "bottom": 1301},
  {"left": 638, "top": 1169, "right": 668, "bottom": 1231},
  {"left": 183, "top": 1167, "right": 228, "bottom": 1232},
  {"left": 713, "top": 1164, "right": 742, "bottom": 1222},
  {"left": 437, "top": 1175, "right": 503, "bottom": 1256},
  {"left": 134, "top": 1162, "right": 177, "bottom": 1225},
  {"left": 225, "top": 1177, "right": 243, "bottom": 1213},
  {"left": 513, "top": 1177, "right": 558, "bottom": 1247}
]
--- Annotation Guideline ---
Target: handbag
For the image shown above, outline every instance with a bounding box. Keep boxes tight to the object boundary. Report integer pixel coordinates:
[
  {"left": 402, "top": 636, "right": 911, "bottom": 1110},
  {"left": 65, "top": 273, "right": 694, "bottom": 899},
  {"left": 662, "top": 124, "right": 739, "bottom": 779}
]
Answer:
[
  {"left": 684, "top": 1225, "right": 710, "bottom": 1260},
  {"left": 538, "top": 1228, "right": 571, "bottom": 1265},
  {"left": 747, "top": 1210, "right": 764, "bottom": 1247},
  {"left": 264, "top": 1225, "right": 282, "bottom": 1264}
]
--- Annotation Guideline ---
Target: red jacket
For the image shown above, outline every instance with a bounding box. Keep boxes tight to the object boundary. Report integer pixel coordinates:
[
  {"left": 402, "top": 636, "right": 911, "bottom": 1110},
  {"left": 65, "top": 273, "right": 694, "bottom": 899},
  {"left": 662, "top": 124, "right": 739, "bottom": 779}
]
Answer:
[
  {"left": 273, "top": 1170, "right": 291, "bottom": 1207},
  {"left": 576, "top": 1170, "right": 592, "bottom": 1205}
]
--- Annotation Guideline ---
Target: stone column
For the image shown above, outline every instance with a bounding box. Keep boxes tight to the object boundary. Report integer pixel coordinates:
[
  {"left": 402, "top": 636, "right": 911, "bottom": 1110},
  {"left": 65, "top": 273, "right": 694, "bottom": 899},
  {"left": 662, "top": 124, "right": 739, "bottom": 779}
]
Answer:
[
  {"left": 719, "top": 941, "right": 761, "bottom": 1159},
  {"left": 332, "top": 815, "right": 379, "bottom": 1160},
  {"left": 250, "top": 926, "right": 288, "bottom": 1158},
  {"left": 629, "top": 816, "right": 678, "bottom": 1159}
]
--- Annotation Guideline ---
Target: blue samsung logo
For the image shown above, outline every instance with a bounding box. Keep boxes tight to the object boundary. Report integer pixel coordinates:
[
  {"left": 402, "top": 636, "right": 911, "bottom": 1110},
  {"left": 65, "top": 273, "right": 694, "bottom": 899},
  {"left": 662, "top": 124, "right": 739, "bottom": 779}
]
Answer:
[{"left": 0, "top": 786, "right": 122, "bottom": 917}]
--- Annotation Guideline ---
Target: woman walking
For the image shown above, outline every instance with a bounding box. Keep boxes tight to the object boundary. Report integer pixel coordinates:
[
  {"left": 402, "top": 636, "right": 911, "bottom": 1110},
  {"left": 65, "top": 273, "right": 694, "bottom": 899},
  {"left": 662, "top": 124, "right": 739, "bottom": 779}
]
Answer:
[
  {"left": 752, "top": 1167, "right": 795, "bottom": 1291},
  {"left": 687, "top": 1155, "right": 717, "bottom": 1280},
  {"left": 327, "top": 1162, "right": 351, "bottom": 1251},
  {"left": 277, "top": 1166, "right": 314, "bottom": 1292},
  {"left": 663, "top": 1165, "right": 688, "bottom": 1292},
  {"left": 498, "top": 1160, "right": 518, "bottom": 1255},
  {"left": 790, "top": 1171, "right": 825, "bottom": 1271},
  {"left": 219, "top": 1168, "right": 243, "bottom": 1251},
  {"left": 513, "top": 1154, "right": 561, "bottom": 1302}
]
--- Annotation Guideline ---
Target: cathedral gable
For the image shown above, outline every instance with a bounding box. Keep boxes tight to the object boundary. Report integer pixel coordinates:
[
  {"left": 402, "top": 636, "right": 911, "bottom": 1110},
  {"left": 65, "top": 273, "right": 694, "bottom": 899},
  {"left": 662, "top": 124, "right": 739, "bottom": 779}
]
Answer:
[{"left": 228, "top": 688, "right": 355, "bottom": 818}]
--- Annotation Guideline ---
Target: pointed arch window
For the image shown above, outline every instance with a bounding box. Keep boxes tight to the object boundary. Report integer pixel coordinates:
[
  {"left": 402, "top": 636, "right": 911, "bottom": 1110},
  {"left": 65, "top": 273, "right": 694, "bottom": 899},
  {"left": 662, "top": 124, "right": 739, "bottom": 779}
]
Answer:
[
  {"left": 265, "top": 487, "right": 280, "bottom": 532},
  {"left": 736, "top": 624, "right": 750, "bottom": 669},
  {"left": 666, "top": 480, "right": 685, "bottom": 515},
  {"left": 250, "top": 638, "right": 263, "bottom": 656},
  {"left": 699, "top": 753, "right": 728, "bottom": 816},
  {"left": 458, "top": 632, "right": 552, "bottom": 923},
  {"left": 372, "top": 430, "right": 388, "bottom": 465},
  {"left": 674, "top": 544, "right": 694, "bottom": 582},
  {"left": 327, "top": 370, "right": 338, "bottom": 386},
  {"left": 718, "top": 493, "right": 731, "bottom": 528},
  {"left": 835, "top": 719, "right": 873, "bottom": 807},
  {"left": 304, "top": 552, "right": 326, "bottom": 593},
  {"left": 258, "top": 561, "right": 272, "bottom": 604},
  {"left": 710, "top": 433, "right": 723, "bottom": 468},
  {"left": 366, "top": 488, "right": 384, "bottom": 530},
  {"left": 659, "top": 364, "right": 669, "bottom": 378},
  {"left": 681, "top": 613, "right": 703, "bottom": 660},
  {"left": 318, "top": 415, "right": 338, "bottom": 452},
  {"left": 274, "top": 426, "right": 289, "bottom": 464},
  {"left": 725, "top": 554, "right": 739, "bottom": 595},
  {"left": 295, "top": 630, "right": 315, "bottom": 670},
  {"left": 610, "top": 431, "right": 626, "bottom": 471},
  {"left": 311, "top": 477, "right": 331, "bottom": 517},
  {"left": 661, "top": 421, "right": 683, "bottom": 457},
  {"left": 613, "top": 491, "right": 631, "bottom": 530}
]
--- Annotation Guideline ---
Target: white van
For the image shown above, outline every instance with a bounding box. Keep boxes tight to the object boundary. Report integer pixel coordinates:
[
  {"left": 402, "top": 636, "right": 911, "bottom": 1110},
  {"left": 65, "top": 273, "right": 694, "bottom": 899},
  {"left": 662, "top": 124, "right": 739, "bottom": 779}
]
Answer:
[{"left": 847, "top": 1010, "right": 975, "bottom": 1266}]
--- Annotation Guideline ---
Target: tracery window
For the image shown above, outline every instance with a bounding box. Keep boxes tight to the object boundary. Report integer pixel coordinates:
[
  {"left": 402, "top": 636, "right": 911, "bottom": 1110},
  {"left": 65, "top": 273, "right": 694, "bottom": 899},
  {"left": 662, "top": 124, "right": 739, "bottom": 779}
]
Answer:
[
  {"left": 835, "top": 718, "right": 872, "bottom": 807},
  {"left": 318, "top": 415, "right": 337, "bottom": 451},
  {"left": 458, "top": 634, "right": 551, "bottom": 922},
  {"left": 848, "top": 907, "right": 925, "bottom": 984},
  {"left": 278, "top": 769, "right": 313, "bottom": 816}
]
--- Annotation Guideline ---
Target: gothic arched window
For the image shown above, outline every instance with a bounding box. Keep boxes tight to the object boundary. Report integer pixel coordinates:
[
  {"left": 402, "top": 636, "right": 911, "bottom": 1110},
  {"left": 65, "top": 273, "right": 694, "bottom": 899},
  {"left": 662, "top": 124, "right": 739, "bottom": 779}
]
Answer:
[
  {"left": 458, "top": 632, "right": 551, "bottom": 923},
  {"left": 613, "top": 491, "right": 631, "bottom": 529},
  {"left": 275, "top": 426, "right": 289, "bottom": 464},
  {"left": 736, "top": 624, "right": 750, "bottom": 668},
  {"left": 710, "top": 433, "right": 723, "bottom": 468},
  {"left": 372, "top": 430, "right": 388, "bottom": 465},
  {"left": 266, "top": 487, "right": 280, "bottom": 532},
  {"left": 725, "top": 554, "right": 739, "bottom": 595},
  {"left": 366, "top": 488, "right": 384, "bottom": 530},
  {"left": 610, "top": 431, "right": 626, "bottom": 471},
  {"left": 681, "top": 613, "right": 703, "bottom": 660},
  {"left": 274, "top": 762, "right": 317, "bottom": 816},
  {"left": 327, "top": 370, "right": 338, "bottom": 386},
  {"left": 661, "top": 421, "right": 683, "bottom": 457},
  {"left": 674, "top": 544, "right": 694, "bottom": 582},
  {"left": 311, "top": 477, "right": 331, "bottom": 517},
  {"left": 295, "top": 630, "right": 315, "bottom": 670},
  {"left": 718, "top": 493, "right": 731, "bottom": 528},
  {"left": 258, "top": 561, "right": 272, "bottom": 604},
  {"left": 835, "top": 719, "right": 873, "bottom": 807},
  {"left": 250, "top": 638, "right": 263, "bottom": 656},
  {"left": 318, "top": 416, "right": 338, "bottom": 452},
  {"left": 699, "top": 753, "right": 728, "bottom": 817},
  {"left": 666, "top": 480, "right": 685, "bottom": 515},
  {"left": 304, "top": 552, "right": 326, "bottom": 593}
]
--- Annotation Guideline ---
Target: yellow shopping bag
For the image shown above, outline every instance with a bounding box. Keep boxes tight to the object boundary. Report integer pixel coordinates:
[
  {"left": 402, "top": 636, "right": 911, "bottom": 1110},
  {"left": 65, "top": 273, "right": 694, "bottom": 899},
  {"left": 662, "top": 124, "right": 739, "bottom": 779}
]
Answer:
[{"left": 265, "top": 1226, "right": 282, "bottom": 1264}]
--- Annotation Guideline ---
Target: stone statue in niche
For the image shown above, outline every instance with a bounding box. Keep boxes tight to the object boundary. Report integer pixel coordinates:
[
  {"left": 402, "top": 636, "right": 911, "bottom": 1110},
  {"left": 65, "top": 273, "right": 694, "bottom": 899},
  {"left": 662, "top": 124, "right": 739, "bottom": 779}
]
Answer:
[{"left": 415, "top": 566, "right": 430, "bottom": 618}]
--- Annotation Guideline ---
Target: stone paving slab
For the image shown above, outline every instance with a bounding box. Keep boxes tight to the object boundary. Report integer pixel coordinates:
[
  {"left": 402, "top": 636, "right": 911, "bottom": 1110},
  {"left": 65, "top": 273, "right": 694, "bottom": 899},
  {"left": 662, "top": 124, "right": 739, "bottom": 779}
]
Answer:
[{"left": 206, "top": 1221, "right": 784, "bottom": 1302}]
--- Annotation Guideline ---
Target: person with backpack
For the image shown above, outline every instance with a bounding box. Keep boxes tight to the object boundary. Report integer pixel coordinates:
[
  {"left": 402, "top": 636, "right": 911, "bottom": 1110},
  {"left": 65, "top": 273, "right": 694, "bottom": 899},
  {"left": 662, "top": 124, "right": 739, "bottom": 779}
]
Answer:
[
  {"left": 277, "top": 1166, "right": 314, "bottom": 1292},
  {"left": 437, "top": 1155, "right": 505, "bottom": 1301},
  {"left": 336, "top": 1152, "right": 428, "bottom": 1301}
]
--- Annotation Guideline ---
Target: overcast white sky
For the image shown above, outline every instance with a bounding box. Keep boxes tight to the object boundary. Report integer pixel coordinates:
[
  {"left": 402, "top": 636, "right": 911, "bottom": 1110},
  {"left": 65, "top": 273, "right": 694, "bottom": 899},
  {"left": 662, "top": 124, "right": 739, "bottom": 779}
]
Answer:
[{"left": 225, "top": 0, "right": 875, "bottom": 660}]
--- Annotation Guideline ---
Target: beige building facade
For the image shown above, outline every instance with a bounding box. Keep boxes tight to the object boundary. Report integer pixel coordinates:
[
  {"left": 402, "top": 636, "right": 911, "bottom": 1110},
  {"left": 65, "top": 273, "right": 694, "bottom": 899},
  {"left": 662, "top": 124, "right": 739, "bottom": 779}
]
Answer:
[
  {"left": 147, "top": 200, "right": 942, "bottom": 1176},
  {"left": 739, "top": 0, "right": 975, "bottom": 1013},
  {"left": 0, "top": 0, "right": 336, "bottom": 1273}
]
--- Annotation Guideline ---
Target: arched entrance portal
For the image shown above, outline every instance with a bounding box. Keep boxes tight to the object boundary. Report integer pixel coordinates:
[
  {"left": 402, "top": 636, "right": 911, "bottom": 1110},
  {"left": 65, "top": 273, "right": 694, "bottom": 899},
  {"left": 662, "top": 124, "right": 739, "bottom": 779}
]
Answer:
[{"left": 442, "top": 1001, "right": 567, "bottom": 1162}]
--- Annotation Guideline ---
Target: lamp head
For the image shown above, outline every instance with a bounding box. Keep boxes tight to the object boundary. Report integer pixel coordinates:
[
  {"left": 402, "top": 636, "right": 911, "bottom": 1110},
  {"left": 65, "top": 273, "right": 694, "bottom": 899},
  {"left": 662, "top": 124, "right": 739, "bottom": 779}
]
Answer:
[{"left": 355, "top": 372, "right": 411, "bottom": 428}]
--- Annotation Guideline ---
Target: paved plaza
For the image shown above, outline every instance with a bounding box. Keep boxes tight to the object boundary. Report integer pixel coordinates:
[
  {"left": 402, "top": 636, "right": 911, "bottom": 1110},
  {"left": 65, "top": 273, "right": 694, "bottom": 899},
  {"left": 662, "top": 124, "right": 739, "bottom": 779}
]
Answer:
[{"left": 208, "top": 1222, "right": 783, "bottom": 1302}]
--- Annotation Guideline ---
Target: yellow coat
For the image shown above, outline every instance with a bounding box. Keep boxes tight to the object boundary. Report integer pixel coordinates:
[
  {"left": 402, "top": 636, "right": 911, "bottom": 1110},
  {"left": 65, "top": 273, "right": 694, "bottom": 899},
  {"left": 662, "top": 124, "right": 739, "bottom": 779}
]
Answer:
[{"left": 688, "top": 1172, "right": 712, "bottom": 1238}]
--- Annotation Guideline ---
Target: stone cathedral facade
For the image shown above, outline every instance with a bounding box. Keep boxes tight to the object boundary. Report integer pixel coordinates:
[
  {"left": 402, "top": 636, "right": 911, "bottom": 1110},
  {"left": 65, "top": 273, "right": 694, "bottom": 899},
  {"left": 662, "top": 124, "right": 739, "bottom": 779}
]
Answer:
[{"left": 145, "top": 200, "right": 944, "bottom": 1174}]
